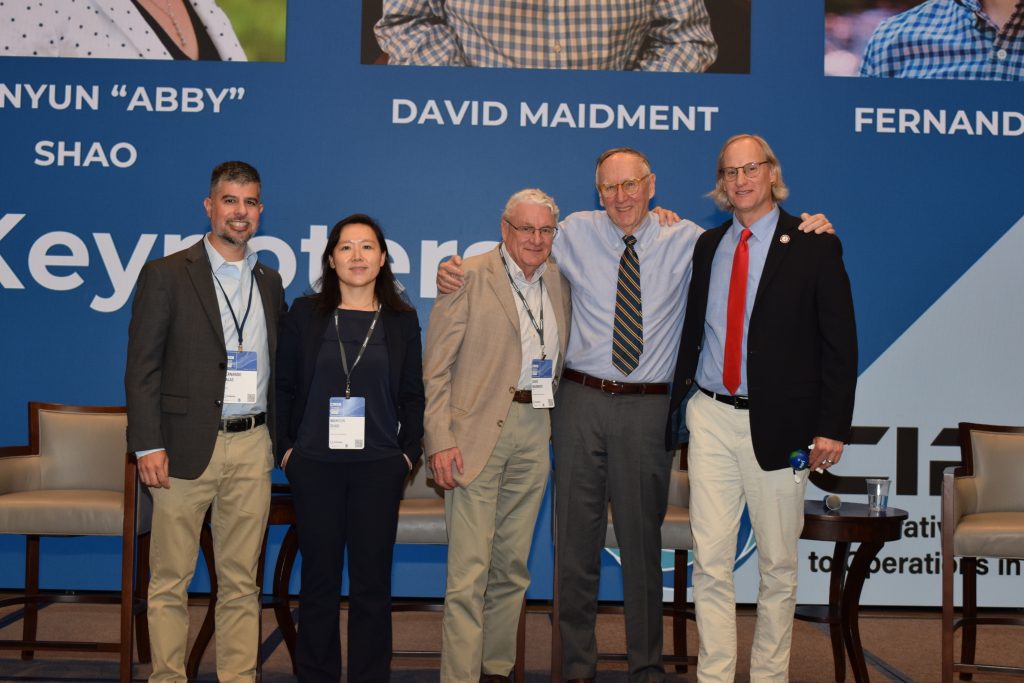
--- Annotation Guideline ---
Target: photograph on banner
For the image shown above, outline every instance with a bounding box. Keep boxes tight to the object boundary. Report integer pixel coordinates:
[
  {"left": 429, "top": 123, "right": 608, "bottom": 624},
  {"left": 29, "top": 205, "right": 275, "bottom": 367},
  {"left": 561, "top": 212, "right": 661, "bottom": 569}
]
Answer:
[
  {"left": 824, "top": 0, "right": 1023, "bottom": 79},
  {"left": 362, "top": 0, "right": 750, "bottom": 73},
  {"left": 0, "top": 0, "right": 287, "bottom": 62}
]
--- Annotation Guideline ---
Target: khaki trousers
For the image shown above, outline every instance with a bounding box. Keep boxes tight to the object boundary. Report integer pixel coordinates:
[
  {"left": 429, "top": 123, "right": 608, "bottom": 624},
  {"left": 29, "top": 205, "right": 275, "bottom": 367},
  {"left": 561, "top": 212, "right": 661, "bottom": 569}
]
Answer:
[
  {"left": 440, "top": 403, "right": 551, "bottom": 683},
  {"left": 148, "top": 425, "right": 273, "bottom": 683},
  {"left": 687, "top": 391, "right": 807, "bottom": 683}
]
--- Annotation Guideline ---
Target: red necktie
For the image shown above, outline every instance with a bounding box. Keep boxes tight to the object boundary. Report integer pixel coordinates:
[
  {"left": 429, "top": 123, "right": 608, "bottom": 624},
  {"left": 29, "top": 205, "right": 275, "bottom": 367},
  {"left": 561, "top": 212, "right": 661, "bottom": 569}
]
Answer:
[{"left": 723, "top": 228, "right": 752, "bottom": 395}]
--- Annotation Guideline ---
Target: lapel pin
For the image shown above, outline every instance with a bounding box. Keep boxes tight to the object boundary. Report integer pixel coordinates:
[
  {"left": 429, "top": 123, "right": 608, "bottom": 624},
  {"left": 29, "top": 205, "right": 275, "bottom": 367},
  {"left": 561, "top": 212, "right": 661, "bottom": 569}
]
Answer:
[{"left": 779, "top": 234, "right": 791, "bottom": 244}]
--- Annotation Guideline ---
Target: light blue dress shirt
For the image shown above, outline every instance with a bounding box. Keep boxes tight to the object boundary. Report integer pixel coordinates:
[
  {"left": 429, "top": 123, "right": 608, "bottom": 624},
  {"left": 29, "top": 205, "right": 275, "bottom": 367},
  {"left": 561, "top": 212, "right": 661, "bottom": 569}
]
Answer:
[
  {"left": 696, "top": 205, "right": 780, "bottom": 396},
  {"left": 554, "top": 210, "right": 703, "bottom": 383},
  {"left": 203, "top": 235, "right": 270, "bottom": 418}
]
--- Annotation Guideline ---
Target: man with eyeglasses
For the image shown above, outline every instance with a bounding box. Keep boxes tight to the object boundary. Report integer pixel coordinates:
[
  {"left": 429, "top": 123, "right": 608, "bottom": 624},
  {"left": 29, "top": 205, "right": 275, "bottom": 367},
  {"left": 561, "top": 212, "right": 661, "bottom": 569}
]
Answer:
[
  {"left": 424, "top": 189, "right": 572, "bottom": 683},
  {"left": 666, "top": 134, "right": 857, "bottom": 682},
  {"left": 437, "top": 147, "right": 834, "bottom": 682}
]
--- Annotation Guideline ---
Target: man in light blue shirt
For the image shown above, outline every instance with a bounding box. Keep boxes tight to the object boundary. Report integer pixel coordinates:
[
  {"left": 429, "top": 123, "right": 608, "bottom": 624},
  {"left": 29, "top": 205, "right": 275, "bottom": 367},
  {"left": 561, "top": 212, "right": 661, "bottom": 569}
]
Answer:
[{"left": 438, "top": 147, "right": 831, "bottom": 683}]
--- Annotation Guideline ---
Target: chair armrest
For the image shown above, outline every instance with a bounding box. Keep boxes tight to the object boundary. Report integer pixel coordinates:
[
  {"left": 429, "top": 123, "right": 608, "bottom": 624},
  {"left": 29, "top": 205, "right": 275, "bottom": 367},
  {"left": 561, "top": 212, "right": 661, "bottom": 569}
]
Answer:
[
  {"left": 941, "top": 466, "right": 977, "bottom": 530},
  {"left": 0, "top": 453, "right": 42, "bottom": 495}
]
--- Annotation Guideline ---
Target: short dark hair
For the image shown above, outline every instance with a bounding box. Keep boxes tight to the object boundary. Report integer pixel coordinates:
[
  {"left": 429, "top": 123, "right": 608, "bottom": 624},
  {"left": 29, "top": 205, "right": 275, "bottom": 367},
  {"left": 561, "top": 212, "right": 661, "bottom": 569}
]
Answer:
[
  {"left": 314, "top": 213, "right": 413, "bottom": 314},
  {"left": 209, "top": 161, "right": 261, "bottom": 196}
]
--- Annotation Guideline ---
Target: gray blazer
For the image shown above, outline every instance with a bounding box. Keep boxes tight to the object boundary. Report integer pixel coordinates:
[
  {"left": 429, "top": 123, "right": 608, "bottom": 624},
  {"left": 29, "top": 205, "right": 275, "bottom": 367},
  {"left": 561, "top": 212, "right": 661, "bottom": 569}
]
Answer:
[{"left": 125, "top": 239, "right": 285, "bottom": 479}]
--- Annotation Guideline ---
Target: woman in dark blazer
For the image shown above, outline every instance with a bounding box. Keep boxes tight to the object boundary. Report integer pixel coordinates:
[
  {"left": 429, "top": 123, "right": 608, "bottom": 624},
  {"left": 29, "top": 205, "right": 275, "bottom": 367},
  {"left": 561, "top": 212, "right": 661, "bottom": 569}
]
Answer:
[{"left": 276, "top": 214, "right": 424, "bottom": 683}]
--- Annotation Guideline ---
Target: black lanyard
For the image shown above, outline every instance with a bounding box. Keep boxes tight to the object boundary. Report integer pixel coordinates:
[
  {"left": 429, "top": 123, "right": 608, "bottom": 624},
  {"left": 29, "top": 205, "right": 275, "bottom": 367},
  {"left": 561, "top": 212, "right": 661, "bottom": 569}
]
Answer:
[
  {"left": 499, "top": 248, "right": 546, "bottom": 359},
  {"left": 212, "top": 265, "right": 255, "bottom": 352},
  {"left": 333, "top": 305, "right": 382, "bottom": 399}
]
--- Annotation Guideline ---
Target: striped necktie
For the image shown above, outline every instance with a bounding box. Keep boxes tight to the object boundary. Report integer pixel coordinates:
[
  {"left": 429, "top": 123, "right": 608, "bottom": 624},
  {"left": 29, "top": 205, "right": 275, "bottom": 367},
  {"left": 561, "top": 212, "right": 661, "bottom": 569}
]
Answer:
[{"left": 612, "top": 234, "right": 642, "bottom": 375}]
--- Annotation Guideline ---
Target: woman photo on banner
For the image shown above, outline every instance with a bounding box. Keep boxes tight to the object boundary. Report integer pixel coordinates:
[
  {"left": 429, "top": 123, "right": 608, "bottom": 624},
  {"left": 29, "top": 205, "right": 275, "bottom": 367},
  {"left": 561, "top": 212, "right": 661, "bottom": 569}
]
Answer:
[
  {"left": 275, "top": 213, "right": 425, "bottom": 682},
  {"left": 0, "top": 0, "right": 251, "bottom": 61}
]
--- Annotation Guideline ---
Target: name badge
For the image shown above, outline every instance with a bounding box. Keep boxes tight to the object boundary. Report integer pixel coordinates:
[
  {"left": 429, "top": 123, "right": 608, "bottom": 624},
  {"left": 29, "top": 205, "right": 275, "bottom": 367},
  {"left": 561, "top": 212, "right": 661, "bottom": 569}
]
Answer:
[
  {"left": 329, "top": 396, "right": 365, "bottom": 450},
  {"left": 224, "top": 350, "right": 258, "bottom": 404},
  {"left": 531, "top": 358, "right": 555, "bottom": 408}
]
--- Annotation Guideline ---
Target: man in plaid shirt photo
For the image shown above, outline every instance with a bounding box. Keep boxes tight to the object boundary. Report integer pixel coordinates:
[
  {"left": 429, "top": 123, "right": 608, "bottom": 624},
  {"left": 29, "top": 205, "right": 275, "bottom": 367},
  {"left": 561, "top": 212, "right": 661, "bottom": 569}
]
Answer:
[{"left": 375, "top": 0, "right": 718, "bottom": 71}]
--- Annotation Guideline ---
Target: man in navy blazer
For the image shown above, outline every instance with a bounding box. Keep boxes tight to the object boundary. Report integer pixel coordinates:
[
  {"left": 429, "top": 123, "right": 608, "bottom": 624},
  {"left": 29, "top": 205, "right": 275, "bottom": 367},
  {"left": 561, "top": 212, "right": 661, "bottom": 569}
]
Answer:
[
  {"left": 666, "top": 134, "right": 857, "bottom": 682},
  {"left": 126, "top": 161, "right": 285, "bottom": 682}
]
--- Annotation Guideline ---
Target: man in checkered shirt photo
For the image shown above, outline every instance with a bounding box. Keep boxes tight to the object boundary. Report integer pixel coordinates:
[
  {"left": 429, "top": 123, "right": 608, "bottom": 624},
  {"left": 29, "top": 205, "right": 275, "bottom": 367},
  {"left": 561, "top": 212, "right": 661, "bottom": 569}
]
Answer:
[
  {"left": 375, "top": 0, "right": 718, "bottom": 71},
  {"left": 860, "top": 0, "right": 1023, "bottom": 80}
]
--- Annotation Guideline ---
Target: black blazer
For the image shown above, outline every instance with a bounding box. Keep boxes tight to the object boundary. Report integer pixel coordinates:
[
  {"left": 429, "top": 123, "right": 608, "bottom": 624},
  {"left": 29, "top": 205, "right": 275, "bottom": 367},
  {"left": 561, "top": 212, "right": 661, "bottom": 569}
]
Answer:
[
  {"left": 126, "top": 239, "right": 285, "bottom": 479},
  {"left": 666, "top": 208, "right": 858, "bottom": 470},
  {"left": 274, "top": 295, "right": 425, "bottom": 467}
]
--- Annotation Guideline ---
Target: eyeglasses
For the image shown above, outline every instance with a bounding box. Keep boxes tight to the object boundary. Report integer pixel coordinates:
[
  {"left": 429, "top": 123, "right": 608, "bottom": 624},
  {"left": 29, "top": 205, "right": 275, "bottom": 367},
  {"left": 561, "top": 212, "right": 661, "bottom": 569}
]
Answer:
[
  {"left": 720, "top": 161, "right": 770, "bottom": 182},
  {"left": 597, "top": 174, "right": 651, "bottom": 198},
  {"left": 504, "top": 218, "right": 558, "bottom": 238}
]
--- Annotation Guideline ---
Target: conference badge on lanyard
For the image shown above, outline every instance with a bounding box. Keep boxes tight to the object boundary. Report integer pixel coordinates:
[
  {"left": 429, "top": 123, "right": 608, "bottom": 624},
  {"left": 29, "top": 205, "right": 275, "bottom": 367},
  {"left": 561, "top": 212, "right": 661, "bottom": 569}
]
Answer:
[
  {"left": 224, "top": 351, "right": 258, "bottom": 404},
  {"left": 327, "top": 305, "right": 381, "bottom": 451},
  {"left": 329, "top": 396, "right": 365, "bottom": 450},
  {"left": 531, "top": 358, "right": 555, "bottom": 408}
]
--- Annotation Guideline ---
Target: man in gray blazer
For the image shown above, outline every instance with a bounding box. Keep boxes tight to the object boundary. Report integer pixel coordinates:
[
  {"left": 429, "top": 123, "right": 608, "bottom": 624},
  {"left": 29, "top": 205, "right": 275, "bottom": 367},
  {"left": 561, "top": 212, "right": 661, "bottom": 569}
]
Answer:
[
  {"left": 125, "top": 161, "right": 285, "bottom": 682},
  {"left": 424, "top": 189, "right": 571, "bottom": 683}
]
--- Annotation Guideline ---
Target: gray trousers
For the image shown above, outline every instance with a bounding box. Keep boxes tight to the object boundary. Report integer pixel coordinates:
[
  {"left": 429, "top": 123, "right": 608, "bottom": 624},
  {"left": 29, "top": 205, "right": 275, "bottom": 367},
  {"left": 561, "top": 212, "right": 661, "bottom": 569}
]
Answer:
[{"left": 553, "top": 379, "right": 674, "bottom": 683}]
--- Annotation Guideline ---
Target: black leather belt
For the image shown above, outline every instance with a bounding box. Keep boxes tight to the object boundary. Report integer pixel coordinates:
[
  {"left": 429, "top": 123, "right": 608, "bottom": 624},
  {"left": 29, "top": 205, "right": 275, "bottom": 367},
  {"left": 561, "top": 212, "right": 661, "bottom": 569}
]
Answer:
[
  {"left": 219, "top": 412, "right": 266, "bottom": 432},
  {"left": 512, "top": 390, "right": 533, "bottom": 404},
  {"left": 563, "top": 368, "right": 669, "bottom": 395},
  {"left": 700, "top": 387, "right": 749, "bottom": 409}
]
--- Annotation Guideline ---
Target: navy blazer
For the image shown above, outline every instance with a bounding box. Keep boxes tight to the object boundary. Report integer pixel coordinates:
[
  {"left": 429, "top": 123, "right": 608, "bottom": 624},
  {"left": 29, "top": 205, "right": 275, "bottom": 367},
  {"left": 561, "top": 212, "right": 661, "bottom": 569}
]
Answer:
[
  {"left": 274, "top": 295, "right": 425, "bottom": 467},
  {"left": 666, "top": 208, "right": 858, "bottom": 470}
]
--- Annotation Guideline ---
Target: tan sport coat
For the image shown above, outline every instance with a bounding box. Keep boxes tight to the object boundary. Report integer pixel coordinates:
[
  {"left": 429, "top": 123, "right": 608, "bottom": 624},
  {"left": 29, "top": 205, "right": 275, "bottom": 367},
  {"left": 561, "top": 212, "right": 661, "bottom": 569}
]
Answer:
[{"left": 423, "top": 246, "right": 571, "bottom": 486}]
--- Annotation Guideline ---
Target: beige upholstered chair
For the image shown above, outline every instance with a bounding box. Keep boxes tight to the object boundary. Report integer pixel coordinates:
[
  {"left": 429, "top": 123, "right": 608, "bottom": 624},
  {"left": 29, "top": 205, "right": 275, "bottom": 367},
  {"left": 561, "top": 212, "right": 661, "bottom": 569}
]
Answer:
[
  {"left": 942, "top": 423, "right": 1024, "bottom": 682},
  {"left": 393, "top": 457, "right": 527, "bottom": 682},
  {"left": 0, "top": 402, "right": 151, "bottom": 683},
  {"left": 551, "top": 448, "right": 695, "bottom": 681}
]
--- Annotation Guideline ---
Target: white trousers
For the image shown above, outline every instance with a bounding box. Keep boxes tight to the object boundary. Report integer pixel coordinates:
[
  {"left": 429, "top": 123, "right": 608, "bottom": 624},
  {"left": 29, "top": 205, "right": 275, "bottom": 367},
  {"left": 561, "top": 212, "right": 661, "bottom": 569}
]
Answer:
[{"left": 687, "top": 391, "right": 807, "bottom": 683}]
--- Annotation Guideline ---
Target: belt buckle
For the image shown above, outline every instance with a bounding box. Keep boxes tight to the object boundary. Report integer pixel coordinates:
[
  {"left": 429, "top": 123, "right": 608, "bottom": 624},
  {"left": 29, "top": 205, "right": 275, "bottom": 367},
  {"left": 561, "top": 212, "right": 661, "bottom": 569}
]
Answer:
[
  {"left": 733, "top": 395, "right": 749, "bottom": 409},
  {"left": 225, "top": 416, "right": 251, "bottom": 432},
  {"left": 599, "top": 378, "right": 618, "bottom": 394}
]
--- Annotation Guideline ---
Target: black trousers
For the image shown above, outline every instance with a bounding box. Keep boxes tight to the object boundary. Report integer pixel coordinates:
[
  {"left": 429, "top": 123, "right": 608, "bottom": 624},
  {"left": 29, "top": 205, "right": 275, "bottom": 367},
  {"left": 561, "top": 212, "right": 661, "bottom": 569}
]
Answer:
[{"left": 286, "top": 453, "right": 408, "bottom": 683}]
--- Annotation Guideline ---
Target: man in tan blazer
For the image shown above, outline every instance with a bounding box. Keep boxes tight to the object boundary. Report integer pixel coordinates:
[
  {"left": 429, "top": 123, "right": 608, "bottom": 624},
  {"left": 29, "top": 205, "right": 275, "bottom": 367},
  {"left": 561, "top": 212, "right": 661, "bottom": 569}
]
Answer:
[{"left": 424, "top": 188, "right": 572, "bottom": 683}]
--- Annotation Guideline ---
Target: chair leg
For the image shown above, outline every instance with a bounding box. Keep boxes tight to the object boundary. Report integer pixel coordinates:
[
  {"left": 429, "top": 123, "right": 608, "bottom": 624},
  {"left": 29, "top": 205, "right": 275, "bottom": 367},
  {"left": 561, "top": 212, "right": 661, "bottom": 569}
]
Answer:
[
  {"left": 960, "top": 558, "right": 977, "bottom": 682},
  {"left": 514, "top": 598, "right": 527, "bottom": 683},
  {"left": 21, "top": 534, "right": 40, "bottom": 661},
  {"left": 272, "top": 526, "right": 299, "bottom": 674},
  {"left": 119, "top": 513, "right": 138, "bottom": 683},
  {"left": 136, "top": 533, "right": 152, "bottom": 663},
  {"left": 941, "top": 550, "right": 955, "bottom": 683},
  {"left": 672, "top": 548, "right": 688, "bottom": 673}
]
